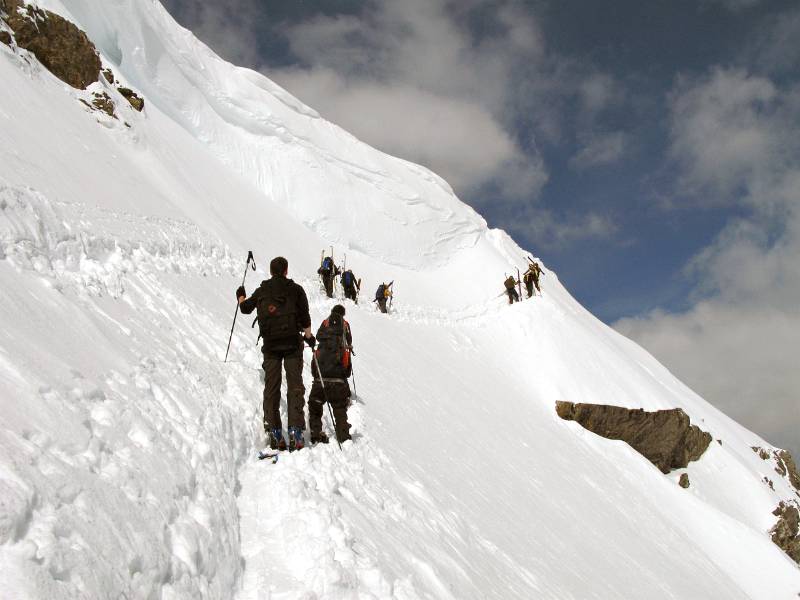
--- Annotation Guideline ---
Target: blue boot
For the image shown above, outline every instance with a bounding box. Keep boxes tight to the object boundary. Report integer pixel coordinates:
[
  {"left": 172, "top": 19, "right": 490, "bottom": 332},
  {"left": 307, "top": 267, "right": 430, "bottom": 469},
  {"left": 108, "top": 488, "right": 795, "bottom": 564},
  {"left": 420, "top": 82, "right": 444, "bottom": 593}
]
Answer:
[
  {"left": 288, "top": 426, "right": 305, "bottom": 452},
  {"left": 269, "top": 428, "right": 286, "bottom": 451}
]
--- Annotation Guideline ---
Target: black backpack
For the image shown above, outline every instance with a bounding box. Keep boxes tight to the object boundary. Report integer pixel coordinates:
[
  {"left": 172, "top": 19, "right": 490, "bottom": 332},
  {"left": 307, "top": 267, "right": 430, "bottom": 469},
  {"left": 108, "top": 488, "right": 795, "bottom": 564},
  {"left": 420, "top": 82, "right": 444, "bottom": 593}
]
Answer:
[
  {"left": 375, "top": 284, "right": 385, "bottom": 301},
  {"left": 315, "top": 313, "right": 351, "bottom": 379},
  {"left": 256, "top": 279, "right": 298, "bottom": 350}
]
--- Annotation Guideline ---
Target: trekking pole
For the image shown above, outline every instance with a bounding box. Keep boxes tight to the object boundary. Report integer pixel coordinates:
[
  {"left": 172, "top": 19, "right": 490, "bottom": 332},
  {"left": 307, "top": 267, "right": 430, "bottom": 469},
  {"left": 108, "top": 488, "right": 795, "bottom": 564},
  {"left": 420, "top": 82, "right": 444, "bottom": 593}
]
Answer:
[
  {"left": 310, "top": 352, "right": 343, "bottom": 451},
  {"left": 350, "top": 363, "right": 357, "bottom": 398},
  {"left": 224, "top": 251, "right": 256, "bottom": 362}
]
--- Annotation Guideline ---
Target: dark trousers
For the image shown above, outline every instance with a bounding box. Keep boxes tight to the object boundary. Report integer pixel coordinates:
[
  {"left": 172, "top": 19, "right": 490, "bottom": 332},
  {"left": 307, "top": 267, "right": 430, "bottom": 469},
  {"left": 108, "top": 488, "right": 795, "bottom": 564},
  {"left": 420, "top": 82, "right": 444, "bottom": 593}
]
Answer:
[
  {"left": 506, "top": 288, "right": 519, "bottom": 304},
  {"left": 344, "top": 285, "right": 357, "bottom": 302},
  {"left": 308, "top": 380, "right": 351, "bottom": 441},
  {"left": 262, "top": 349, "right": 306, "bottom": 432},
  {"left": 322, "top": 273, "right": 334, "bottom": 298},
  {"left": 377, "top": 298, "right": 388, "bottom": 313},
  {"left": 525, "top": 280, "right": 534, "bottom": 298}
]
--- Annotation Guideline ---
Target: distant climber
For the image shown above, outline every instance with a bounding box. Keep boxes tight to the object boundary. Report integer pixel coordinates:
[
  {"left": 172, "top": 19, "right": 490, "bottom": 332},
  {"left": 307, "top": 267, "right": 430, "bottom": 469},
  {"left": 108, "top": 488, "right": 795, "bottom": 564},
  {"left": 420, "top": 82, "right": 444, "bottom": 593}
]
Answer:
[
  {"left": 238, "top": 256, "right": 316, "bottom": 451},
  {"left": 309, "top": 304, "right": 353, "bottom": 444},
  {"left": 523, "top": 261, "right": 542, "bottom": 297},
  {"left": 375, "top": 281, "right": 393, "bottom": 313},
  {"left": 340, "top": 268, "right": 360, "bottom": 303},
  {"left": 504, "top": 275, "right": 520, "bottom": 304},
  {"left": 317, "top": 254, "right": 340, "bottom": 299}
]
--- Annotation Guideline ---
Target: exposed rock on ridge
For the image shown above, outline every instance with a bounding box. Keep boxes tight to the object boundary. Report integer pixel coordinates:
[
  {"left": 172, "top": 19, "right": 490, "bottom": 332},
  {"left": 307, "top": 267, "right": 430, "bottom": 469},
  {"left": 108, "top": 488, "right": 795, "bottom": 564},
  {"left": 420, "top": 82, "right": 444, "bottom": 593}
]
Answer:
[
  {"left": 556, "top": 401, "right": 712, "bottom": 473},
  {"left": 771, "top": 502, "right": 800, "bottom": 564},
  {"left": 0, "top": 0, "right": 100, "bottom": 89}
]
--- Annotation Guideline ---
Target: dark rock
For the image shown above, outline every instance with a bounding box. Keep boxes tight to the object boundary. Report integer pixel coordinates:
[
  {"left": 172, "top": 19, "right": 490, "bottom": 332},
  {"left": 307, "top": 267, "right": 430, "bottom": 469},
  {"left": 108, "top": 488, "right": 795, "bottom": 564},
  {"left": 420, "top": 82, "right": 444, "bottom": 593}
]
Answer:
[
  {"left": 679, "top": 473, "right": 690, "bottom": 488},
  {"left": 752, "top": 446, "right": 771, "bottom": 461},
  {"left": 555, "top": 401, "right": 712, "bottom": 473},
  {"left": 763, "top": 477, "right": 775, "bottom": 490},
  {"left": 770, "top": 502, "right": 800, "bottom": 564},
  {"left": 1, "top": 0, "right": 100, "bottom": 89},
  {"left": 118, "top": 87, "right": 144, "bottom": 112},
  {"left": 102, "top": 68, "right": 114, "bottom": 84},
  {"left": 717, "top": 439, "right": 722, "bottom": 446},
  {"left": 0, "top": 30, "right": 11, "bottom": 46},
  {"left": 776, "top": 450, "right": 800, "bottom": 492},
  {"left": 91, "top": 92, "right": 115, "bottom": 118}
]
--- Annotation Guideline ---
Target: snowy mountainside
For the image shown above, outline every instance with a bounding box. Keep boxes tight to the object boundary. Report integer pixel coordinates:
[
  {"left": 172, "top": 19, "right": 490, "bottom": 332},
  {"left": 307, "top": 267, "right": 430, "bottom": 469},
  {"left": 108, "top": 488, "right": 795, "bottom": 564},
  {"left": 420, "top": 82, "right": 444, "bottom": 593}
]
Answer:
[{"left": 0, "top": 1, "right": 799, "bottom": 599}]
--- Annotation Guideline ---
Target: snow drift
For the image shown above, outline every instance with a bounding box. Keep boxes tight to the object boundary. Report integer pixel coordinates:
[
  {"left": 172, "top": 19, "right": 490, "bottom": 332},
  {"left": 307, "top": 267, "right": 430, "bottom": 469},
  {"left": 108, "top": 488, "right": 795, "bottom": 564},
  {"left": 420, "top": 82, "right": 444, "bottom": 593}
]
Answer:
[{"left": 0, "top": 1, "right": 798, "bottom": 598}]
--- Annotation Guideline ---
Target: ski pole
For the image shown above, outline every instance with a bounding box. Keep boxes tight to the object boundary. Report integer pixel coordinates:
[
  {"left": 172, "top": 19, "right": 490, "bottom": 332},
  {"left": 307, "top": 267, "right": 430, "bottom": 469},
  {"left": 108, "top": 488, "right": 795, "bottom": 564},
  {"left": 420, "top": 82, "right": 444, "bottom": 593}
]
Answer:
[
  {"left": 310, "top": 351, "right": 343, "bottom": 451},
  {"left": 224, "top": 251, "right": 256, "bottom": 362},
  {"left": 350, "top": 361, "right": 358, "bottom": 398}
]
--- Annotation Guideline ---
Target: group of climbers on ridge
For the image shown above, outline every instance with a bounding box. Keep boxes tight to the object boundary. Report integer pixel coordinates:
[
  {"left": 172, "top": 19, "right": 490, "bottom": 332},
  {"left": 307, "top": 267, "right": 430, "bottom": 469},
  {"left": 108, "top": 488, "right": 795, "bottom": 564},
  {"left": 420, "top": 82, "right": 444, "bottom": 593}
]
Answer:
[
  {"left": 504, "top": 258, "right": 543, "bottom": 305},
  {"left": 317, "top": 252, "right": 393, "bottom": 313},
  {"left": 235, "top": 251, "right": 541, "bottom": 455}
]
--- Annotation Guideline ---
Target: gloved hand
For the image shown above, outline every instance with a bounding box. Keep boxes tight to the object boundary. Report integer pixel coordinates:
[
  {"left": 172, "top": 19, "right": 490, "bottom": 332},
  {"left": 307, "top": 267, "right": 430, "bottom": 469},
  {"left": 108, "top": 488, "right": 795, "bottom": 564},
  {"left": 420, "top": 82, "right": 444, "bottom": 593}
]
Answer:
[
  {"left": 236, "top": 285, "right": 246, "bottom": 300},
  {"left": 304, "top": 334, "right": 316, "bottom": 349}
]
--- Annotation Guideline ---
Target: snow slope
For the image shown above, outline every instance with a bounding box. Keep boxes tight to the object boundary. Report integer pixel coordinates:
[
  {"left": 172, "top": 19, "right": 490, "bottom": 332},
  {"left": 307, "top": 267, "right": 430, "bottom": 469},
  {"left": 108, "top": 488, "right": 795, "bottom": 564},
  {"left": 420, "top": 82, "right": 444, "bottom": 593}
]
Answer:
[{"left": 0, "top": 1, "right": 798, "bottom": 598}]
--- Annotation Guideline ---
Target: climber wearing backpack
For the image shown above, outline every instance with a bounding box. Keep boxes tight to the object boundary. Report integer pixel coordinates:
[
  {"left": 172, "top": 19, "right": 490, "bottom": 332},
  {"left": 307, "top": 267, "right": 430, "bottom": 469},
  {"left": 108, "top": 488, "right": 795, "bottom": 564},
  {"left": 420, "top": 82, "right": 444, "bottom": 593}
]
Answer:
[
  {"left": 529, "top": 261, "right": 542, "bottom": 294},
  {"left": 504, "top": 275, "right": 520, "bottom": 304},
  {"left": 317, "top": 255, "right": 340, "bottom": 299},
  {"left": 340, "top": 268, "right": 360, "bottom": 303},
  {"left": 238, "top": 256, "right": 316, "bottom": 452},
  {"left": 308, "top": 304, "right": 353, "bottom": 444},
  {"left": 375, "top": 282, "right": 392, "bottom": 314}
]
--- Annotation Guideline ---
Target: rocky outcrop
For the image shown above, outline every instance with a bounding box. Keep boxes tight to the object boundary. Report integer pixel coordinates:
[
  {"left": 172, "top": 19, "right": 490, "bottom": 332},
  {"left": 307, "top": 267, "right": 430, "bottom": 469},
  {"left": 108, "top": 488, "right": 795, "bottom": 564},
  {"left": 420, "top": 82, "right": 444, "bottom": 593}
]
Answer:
[
  {"left": 91, "top": 92, "right": 115, "bottom": 118},
  {"left": 775, "top": 451, "right": 800, "bottom": 492},
  {"left": 0, "top": 29, "right": 11, "bottom": 46},
  {"left": 771, "top": 502, "right": 800, "bottom": 564},
  {"left": 555, "top": 401, "right": 712, "bottom": 473},
  {"left": 118, "top": 87, "right": 145, "bottom": 112},
  {"left": 679, "top": 473, "right": 690, "bottom": 489},
  {"left": 752, "top": 446, "right": 800, "bottom": 496},
  {"left": 1, "top": 0, "right": 100, "bottom": 89}
]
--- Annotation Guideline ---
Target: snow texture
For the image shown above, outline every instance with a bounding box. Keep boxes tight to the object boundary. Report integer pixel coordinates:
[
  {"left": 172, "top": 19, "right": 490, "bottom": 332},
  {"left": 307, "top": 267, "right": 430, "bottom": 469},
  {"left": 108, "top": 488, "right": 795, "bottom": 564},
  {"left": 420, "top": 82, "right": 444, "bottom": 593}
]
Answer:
[{"left": 0, "top": 1, "right": 798, "bottom": 598}]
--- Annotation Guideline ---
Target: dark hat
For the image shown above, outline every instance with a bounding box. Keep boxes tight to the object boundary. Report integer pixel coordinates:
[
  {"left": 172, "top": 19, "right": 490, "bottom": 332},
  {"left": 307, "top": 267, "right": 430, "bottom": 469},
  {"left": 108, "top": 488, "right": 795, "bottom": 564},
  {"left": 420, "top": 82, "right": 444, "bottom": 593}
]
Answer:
[{"left": 332, "top": 304, "right": 346, "bottom": 317}]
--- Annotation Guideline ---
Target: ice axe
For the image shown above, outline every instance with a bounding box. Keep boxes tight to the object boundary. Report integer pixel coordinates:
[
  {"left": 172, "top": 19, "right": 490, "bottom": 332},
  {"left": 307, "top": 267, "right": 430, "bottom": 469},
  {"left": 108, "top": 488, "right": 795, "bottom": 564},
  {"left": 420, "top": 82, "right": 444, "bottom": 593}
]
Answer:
[{"left": 224, "top": 251, "right": 256, "bottom": 362}]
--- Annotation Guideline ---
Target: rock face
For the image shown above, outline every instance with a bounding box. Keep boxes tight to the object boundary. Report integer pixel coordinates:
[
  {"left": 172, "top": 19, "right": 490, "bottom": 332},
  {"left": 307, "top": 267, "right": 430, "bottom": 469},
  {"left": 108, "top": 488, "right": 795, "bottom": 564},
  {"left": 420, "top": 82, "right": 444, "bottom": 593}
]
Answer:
[
  {"left": 0, "top": 0, "right": 100, "bottom": 89},
  {"left": 0, "top": 29, "right": 11, "bottom": 46},
  {"left": 118, "top": 87, "right": 145, "bottom": 112},
  {"left": 555, "top": 401, "right": 712, "bottom": 473},
  {"left": 679, "top": 473, "right": 690, "bottom": 489},
  {"left": 775, "top": 450, "right": 800, "bottom": 492},
  {"left": 771, "top": 503, "right": 800, "bottom": 564}
]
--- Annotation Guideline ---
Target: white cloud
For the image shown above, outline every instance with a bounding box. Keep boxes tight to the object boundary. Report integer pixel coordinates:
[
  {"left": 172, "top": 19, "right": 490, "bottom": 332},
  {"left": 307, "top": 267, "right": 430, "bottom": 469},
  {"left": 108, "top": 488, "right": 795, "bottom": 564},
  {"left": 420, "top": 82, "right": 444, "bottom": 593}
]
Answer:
[
  {"left": 570, "top": 131, "right": 628, "bottom": 170},
  {"left": 616, "top": 67, "right": 800, "bottom": 457},
  {"left": 264, "top": 0, "right": 622, "bottom": 204}
]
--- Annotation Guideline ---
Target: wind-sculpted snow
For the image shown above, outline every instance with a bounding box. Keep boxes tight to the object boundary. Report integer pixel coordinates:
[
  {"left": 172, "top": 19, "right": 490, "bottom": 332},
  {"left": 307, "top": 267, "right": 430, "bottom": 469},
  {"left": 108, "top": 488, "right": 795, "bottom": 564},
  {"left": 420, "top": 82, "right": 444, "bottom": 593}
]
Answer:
[
  {"left": 1, "top": 1, "right": 800, "bottom": 598},
  {"left": 33, "top": 0, "right": 486, "bottom": 270}
]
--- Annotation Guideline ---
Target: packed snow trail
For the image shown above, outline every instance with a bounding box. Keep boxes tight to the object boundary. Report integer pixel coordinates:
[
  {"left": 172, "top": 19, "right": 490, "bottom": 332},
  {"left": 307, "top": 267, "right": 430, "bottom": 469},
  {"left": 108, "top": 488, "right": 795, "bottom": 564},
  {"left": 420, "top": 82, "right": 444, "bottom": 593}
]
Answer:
[{"left": 1, "top": 1, "right": 800, "bottom": 598}]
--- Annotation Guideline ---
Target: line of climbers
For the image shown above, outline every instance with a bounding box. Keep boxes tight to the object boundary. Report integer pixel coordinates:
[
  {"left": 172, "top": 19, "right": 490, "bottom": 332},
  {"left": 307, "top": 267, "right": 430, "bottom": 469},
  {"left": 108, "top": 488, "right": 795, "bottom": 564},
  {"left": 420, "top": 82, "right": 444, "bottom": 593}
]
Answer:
[
  {"left": 504, "top": 257, "right": 543, "bottom": 305},
  {"left": 235, "top": 253, "right": 544, "bottom": 455},
  {"left": 316, "top": 251, "right": 394, "bottom": 313}
]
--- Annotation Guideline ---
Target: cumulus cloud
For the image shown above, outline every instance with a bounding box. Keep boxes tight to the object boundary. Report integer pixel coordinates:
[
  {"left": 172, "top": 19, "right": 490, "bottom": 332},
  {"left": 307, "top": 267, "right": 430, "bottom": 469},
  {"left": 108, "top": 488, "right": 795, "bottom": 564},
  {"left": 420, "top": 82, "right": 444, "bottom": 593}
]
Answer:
[
  {"left": 264, "top": 0, "right": 623, "bottom": 204},
  {"left": 616, "top": 67, "right": 800, "bottom": 457},
  {"left": 570, "top": 131, "right": 628, "bottom": 170}
]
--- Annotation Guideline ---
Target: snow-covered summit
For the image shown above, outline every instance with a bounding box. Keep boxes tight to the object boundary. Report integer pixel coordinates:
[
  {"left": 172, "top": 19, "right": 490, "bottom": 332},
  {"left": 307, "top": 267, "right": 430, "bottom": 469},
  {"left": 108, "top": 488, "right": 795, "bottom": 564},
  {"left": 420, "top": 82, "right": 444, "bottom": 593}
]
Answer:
[{"left": 1, "top": 1, "right": 798, "bottom": 598}]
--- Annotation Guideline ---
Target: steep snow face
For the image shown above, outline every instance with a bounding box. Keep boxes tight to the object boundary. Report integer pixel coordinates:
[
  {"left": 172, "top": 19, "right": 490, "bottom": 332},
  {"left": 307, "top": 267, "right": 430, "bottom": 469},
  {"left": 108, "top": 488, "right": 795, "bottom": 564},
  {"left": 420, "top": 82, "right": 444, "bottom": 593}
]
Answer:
[
  {"left": 1, "top": 1, "right": 799, "bottom": 599},
  {"left": 34, "top": 0, "right": 488, "bottom": 274}
]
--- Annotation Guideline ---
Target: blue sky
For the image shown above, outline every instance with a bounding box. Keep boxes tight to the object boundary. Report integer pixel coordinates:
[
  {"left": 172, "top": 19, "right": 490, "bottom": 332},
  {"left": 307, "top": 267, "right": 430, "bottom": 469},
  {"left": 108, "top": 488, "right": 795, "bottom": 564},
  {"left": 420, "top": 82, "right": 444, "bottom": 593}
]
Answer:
[{"left": 163, "top": 0, "right": 799, "bottom": 455}]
